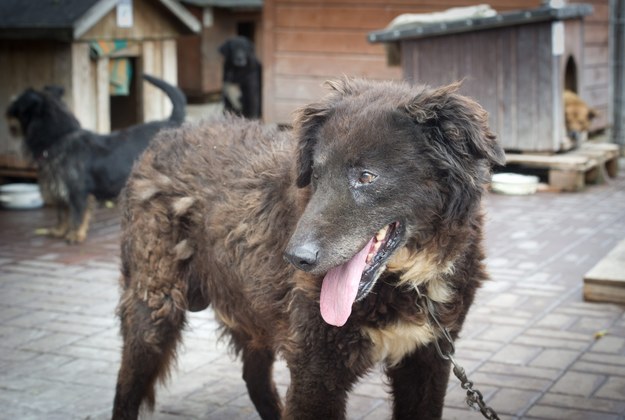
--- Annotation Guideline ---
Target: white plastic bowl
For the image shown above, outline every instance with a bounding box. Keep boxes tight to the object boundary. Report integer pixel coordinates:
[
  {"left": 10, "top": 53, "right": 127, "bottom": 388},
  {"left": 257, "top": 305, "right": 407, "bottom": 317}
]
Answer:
[
  {"left": 0, "top": 183, "right": 44, "bottom": 209},
  {"left": 491, "top": 173, "right": 539, "bottom": 195}
]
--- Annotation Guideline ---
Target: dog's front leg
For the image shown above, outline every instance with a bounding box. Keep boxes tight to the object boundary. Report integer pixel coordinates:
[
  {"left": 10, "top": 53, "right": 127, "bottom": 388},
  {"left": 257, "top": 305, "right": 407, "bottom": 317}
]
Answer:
[
  {"left": 282, "top": 321, "right": 367, "bottom": 420},
  {"left": 283, "top": 360, "right": 353, "bottom": 420},
  {"left": 241, "top": 345, "right": 282, "bottom": 420},
  {"left": 48, "top": 205, "right": 70, "bottom": 238},
  {"left": 385, "top": 342, "right": 451, "bottom": 420},
  {"left": 65, "top": 194, "right": 94, "bottom": 244}
]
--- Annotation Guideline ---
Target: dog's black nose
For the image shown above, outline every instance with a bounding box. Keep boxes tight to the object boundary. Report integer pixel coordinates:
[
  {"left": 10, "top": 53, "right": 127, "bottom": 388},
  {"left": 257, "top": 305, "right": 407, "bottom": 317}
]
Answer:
[{"left": 284, "top": 243, "right": 319, "bottom": 272}]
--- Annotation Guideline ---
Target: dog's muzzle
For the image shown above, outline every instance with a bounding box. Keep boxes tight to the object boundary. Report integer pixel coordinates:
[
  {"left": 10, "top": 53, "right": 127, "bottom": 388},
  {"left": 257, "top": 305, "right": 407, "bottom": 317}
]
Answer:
[
  {"left": 6, "top": 116, "right": 22, "bottom": 138},
  {"left": 284, "top": 242, "right": 319, "bottom": 272}
]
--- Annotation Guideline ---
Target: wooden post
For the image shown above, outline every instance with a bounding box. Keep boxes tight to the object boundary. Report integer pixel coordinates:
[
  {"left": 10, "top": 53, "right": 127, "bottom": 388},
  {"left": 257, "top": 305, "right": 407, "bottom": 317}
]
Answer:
[
  {"left": 162, "top": 39, "right": 178, "bottom": 118},
  {"left": 95, "top": 57, "right": 110, "bottom": 133}
]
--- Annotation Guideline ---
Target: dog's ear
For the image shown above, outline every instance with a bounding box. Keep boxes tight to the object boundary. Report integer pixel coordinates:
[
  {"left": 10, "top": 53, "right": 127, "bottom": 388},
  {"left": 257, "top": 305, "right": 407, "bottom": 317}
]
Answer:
[
  {"left": 19, "top": 89, "right": 44, "bottom": 115},
  {"left": 324, "top": 78, "right": 361, "bottom": 97},
  {"left": 242, "top": 37, "right": 254, "bottom": 55},
  {"left": 293, "top": 102, "right": 330, "bottom": 188},
  {"left": 218, "top": 40, "right": 230, "bottom": 57},
  {"left": 293, "top": 78, "right": 362, "bottom": 187},
  {"left": 588, "top": 107, "right": 598, "bottom": 121},
  {"left": 43, "top": 85, "right": 65, "bottom": 99},
  {"left": 406, "top": 83, "right": 505, "bottom": 223},
  {"left": 406, "top": 83, "right": 505, "bottom": 168}
]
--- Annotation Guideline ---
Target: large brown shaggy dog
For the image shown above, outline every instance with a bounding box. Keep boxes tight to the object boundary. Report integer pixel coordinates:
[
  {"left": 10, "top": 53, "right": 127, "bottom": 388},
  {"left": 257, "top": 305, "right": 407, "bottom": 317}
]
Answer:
[{"left": 112, "top": 78, "right": 505, "bottom": 419}]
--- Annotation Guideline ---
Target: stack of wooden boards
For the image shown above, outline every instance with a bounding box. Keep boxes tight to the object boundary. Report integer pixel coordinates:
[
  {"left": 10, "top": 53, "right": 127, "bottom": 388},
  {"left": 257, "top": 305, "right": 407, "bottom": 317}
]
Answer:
[{"left": 505, "top": 142, "right": 620, "bottom": 192}]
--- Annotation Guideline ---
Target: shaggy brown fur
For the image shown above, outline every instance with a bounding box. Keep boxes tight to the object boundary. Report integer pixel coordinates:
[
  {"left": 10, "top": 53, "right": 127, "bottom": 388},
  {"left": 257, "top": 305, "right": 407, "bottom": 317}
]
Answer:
[
  {"left": 563, "top": 89, "right": 597, "bottom": 146},
  {"left": 112, "top": 78, "right": 505, "bottom": 420}
]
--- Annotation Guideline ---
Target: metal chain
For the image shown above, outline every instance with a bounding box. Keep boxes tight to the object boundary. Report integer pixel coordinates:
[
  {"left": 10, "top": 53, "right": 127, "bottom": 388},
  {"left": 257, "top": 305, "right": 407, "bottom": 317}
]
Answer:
[{"left": 415, "top": 289, "right": 500, "bottom": 420}]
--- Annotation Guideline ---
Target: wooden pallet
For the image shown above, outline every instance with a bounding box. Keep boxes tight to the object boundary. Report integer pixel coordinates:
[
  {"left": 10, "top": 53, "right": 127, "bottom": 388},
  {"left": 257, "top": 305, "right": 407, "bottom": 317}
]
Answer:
[
  {"left": 504, "top": 142, "right": 621, "bottom": 192},
  {"left": 0, "top": 167, "right": 37, "bottom": 181},
  {"left": 584, "top": 239, "right": 625, "bottom": 305}
]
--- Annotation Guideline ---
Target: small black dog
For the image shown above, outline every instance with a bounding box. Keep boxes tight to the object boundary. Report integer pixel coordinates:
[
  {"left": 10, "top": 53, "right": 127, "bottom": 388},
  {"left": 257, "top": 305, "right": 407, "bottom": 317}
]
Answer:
[
  {"left": 5, "top": 74, "right": 186, "bottom": 243},
  {"left": 219, "top": 36, "right": 262, "bottom": 119}
]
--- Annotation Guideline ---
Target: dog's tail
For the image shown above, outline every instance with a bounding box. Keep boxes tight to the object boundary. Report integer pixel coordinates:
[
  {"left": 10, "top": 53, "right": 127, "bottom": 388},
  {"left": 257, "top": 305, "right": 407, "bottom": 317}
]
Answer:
[{"left": 142, "top": 74, "right": 187, "bottom": 124}]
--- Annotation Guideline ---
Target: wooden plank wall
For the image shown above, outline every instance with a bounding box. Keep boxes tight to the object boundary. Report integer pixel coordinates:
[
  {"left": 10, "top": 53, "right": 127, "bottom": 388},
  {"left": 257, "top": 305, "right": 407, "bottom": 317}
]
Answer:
[
  {"left": 81, "top": 0, "right": 183, "bottom": 41},
  {"left": 0, "top": 41, "right": 73, "bottom": 170},
  {"left": 71, "top": 43, "right": 99, "bottom": 133},
  {"left": 176, "top": 3, "right": 203, "bottom": 100},
  {"left": 262, "top": 0, "right": 542, "bottom": 124},
  {"left": 574, "top": 0, "right": 611, "bottom": 131},
  {"left": 402, "top": 22, "right": 565, "bottom": 152},
  {"left": 142, "top": 39, "right": 179, "bottom": 123}
]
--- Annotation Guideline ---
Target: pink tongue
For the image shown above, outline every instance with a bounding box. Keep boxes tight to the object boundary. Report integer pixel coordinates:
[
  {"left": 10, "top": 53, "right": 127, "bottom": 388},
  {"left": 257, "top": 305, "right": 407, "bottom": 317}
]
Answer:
[{"left": 320, "top": 238, "right": 373, "bottom": 327}]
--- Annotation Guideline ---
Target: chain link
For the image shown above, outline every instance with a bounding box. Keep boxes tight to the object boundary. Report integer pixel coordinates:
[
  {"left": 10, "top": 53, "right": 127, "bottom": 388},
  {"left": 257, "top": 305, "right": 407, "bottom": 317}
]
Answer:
[{"left": 416, "top": 289, "right": 500, "bottom": 420}]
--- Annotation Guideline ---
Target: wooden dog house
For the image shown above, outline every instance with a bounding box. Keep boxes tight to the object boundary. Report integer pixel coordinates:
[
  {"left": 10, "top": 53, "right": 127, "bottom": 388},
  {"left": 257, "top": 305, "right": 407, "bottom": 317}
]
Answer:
[
  {"left": 176, "top": 0, "right": 263, "bottom": 102},
  {"left": 369, "top": 4, "right": 593, "bottom": 153},
  {"left": 0, "top": 0, "right": 200, "bottom": 178}
]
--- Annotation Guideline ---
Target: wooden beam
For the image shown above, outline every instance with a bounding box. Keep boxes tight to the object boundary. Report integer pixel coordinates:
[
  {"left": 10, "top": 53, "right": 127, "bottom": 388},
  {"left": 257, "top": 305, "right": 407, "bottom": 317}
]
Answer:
[{"left": 584, "top": 239, "right": 625, "bottom": 304}]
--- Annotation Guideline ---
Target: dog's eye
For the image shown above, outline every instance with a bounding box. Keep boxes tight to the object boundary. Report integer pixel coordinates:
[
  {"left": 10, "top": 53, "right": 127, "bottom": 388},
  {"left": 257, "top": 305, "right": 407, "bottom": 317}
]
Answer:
[
  {"left": 358, "top": 171, "right": 377, "bottom": 185},
  {"left": 311, "top": 165, "right": 319, "bottom": 180}
]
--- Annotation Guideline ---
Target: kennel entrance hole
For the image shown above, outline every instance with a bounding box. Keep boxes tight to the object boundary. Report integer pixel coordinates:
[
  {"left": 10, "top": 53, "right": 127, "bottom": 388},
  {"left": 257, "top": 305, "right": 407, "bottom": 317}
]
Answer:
[
  {"left": 110, "top": 57, "right": 139, "bottom": 131},
  {"left": 565, "top": 55, "right": 578, "bottom": 93}
]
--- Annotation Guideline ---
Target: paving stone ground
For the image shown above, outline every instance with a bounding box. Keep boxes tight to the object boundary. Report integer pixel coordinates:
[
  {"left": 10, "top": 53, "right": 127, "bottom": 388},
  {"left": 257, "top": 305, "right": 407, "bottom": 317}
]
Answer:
[{"left": 1, "top": 160, "right": 624, "bottom": 420}]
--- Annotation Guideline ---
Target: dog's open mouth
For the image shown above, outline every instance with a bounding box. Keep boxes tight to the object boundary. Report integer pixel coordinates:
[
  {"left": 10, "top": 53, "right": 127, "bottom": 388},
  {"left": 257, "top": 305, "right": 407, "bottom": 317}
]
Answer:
[{"left": 320, "top": 221, "right": 402, "bottom": 327}]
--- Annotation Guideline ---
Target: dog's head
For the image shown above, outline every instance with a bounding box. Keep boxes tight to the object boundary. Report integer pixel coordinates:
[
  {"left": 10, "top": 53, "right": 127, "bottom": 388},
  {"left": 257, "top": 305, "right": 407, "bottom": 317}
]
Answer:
[
  {"left": 284, "top": 78, "right": 505, "bottom": 326},
  {"left": 563, "top": 90, "right": 597, "bottom": 142},
  {"left": 5, "top": 86, "right": 79, "bottom": 154},
  {"left": 6, "top": 88, "right": 43, "bottom": 138},
  {"left": 43, "top": 85, "right": 66, "bottom": 100},
  {"left": 219, "top": 36, "right": 256, "bottom": 68}
]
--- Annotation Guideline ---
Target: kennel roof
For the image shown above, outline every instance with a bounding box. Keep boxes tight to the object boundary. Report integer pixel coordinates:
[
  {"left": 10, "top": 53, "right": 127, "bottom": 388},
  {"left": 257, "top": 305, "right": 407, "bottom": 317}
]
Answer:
[
  {"left": 0, "top": 0, "right": 200, "bottom": 41},
  {"left": 368, "top": 4, "right": 593, "bottom": 43}
]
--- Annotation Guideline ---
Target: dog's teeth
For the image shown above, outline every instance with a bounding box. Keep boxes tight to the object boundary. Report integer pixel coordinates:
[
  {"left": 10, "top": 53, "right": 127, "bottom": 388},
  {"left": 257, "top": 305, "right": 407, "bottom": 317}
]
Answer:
[
  {"left": 366, "top": 241, "right": 383, "bottom": 265},
  {"left": 376, "top": 227, "right": 388, "bottom": 241},
  {"left": 366, "top": 242, "right": 381, "bottom": 264}
]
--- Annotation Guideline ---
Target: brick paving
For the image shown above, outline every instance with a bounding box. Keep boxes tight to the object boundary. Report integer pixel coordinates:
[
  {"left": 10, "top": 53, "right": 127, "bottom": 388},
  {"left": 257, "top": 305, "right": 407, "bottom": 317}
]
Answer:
[{"left": 1, "top": 161, "right": 624, "bottom": 420}]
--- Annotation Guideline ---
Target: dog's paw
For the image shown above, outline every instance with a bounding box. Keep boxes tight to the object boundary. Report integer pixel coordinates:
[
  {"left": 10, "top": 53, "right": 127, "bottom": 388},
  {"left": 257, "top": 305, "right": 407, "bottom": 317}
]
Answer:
[
  {"left": 35, "top": 227, "right": 69, "bottom": 238},
  {"left": 34, "top": 228, "right": 50, "bottom": 236},
  {"left": 64, "top": 230, "right": 86, "bottom": 244},
  {"left": 49, "top": 226, "right": 69, "bottom": 238}
]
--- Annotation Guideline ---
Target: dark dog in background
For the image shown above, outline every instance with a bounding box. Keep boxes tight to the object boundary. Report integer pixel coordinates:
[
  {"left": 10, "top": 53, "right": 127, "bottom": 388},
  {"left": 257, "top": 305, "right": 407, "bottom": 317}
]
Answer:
[
  {"left": 219, "top": 36, "right": 262, "bottom": 119},
  {"left": 5, "top": 74, "right": 187, "bottom": 243},
  {"left": 112, "top": 78, "right": 504, "bottom": 419}
]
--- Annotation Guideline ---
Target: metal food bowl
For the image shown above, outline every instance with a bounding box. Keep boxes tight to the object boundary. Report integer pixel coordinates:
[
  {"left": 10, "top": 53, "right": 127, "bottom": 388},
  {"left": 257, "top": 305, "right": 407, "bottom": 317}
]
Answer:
[
  {"left": 491, "top": 173, "right": 539, "bottom": 195},
  {"left": 0, "top": 183, "right": 44, "bottom": 209}
]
